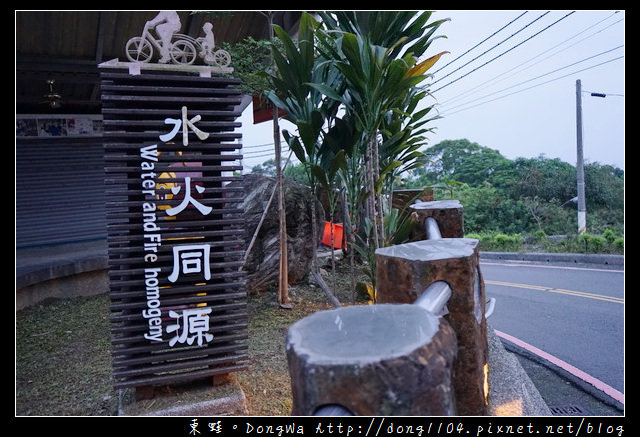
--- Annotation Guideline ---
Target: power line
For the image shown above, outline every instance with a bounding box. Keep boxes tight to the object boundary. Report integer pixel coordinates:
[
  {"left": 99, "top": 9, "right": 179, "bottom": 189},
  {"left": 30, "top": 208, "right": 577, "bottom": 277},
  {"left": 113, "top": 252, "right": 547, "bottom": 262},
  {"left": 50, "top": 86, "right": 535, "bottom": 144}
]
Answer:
[
  {"left": 244, "top": 146, "right": 277, "bottom": 155},
  {"left": 245, "top": 149, "right": 296, "bottom": 170},
  {"left": 438, "top": 55, "right": 623, "bottom": 117},
  {"left": 432, "top": 11, "right": 576, "bottom": 93},
  {"left": 243, "top": 141, "right": 276, "bottom": 150},
  {"left": 440, "top": 12, "right": 623, "bottom": 108},
  {"left": 432, "top": 11, "right": 529, "bottom": 75},
  {"left": 441, "top": 56, "right": 623, "bottom": 117},
  {"left": 244, "top": 146, "right": 290, "bottom": 159},
  {"left": 490, "top": 13, "right": 623, "bottom": 86},
  {"left": 439, "top": 45, "right": 624, "bottom": 114},
  {"left": 432, "top": 11, "right": 551, "bottom": 86}
]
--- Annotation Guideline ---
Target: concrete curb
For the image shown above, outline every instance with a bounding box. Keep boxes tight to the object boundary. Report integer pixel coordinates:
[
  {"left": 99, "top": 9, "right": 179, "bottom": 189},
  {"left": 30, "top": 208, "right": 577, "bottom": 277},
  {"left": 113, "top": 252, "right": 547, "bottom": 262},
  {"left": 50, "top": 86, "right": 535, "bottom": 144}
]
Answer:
[
  {"left": 499, "top": 336, "right": 625, "bottom": 413},
  {"left": 487, "top": 325, "right": 551, "bottom": 416},
  {"left": 119, "top": 376, "right": 249, "bottom": 416},
  {"left": 15, "top": 241, "right": 107, "bottom": 290},
  {"left": 481, "top": 251, "right": 624, "bottom": 266}
]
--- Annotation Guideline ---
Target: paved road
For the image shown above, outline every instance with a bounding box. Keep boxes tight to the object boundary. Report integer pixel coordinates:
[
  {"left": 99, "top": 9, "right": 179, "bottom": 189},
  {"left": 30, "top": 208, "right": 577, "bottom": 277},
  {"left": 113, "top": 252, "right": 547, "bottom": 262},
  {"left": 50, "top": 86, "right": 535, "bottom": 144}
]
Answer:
[{"left": 479, "top": 259, "right": 624, "bottom": 396}]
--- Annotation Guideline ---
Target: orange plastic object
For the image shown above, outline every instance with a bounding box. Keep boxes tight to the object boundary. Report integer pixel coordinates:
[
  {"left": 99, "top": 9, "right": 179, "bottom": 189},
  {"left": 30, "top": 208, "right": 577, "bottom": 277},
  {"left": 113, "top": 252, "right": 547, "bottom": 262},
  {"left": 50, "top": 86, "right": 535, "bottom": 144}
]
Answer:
[{"left": 321, "top": 221, "right": 346, "bottom": 249}]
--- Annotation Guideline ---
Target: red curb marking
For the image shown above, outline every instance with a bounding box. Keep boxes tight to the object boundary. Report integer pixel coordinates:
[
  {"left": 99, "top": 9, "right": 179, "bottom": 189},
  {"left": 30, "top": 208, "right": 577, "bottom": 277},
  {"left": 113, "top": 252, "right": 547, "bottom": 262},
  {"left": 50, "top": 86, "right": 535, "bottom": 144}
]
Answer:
[{"left": 494, "top": 329, "right": 624, "bottom": 405}]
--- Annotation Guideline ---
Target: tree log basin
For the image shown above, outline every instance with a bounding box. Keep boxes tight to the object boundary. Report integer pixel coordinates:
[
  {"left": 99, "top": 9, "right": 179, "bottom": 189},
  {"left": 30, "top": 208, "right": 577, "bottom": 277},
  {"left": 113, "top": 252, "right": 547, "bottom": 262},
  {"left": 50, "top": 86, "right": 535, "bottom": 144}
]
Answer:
[{"left": 286, "top": 304, "right": 443, "bottom": 365}]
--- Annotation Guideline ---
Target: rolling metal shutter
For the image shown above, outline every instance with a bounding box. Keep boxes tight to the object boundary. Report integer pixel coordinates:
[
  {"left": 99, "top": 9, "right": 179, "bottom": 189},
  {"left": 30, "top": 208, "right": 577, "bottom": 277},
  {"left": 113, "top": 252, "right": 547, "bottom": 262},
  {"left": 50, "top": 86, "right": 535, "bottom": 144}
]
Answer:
[{"left": 15, "top": 137, "right": 107, "bottom": 248}]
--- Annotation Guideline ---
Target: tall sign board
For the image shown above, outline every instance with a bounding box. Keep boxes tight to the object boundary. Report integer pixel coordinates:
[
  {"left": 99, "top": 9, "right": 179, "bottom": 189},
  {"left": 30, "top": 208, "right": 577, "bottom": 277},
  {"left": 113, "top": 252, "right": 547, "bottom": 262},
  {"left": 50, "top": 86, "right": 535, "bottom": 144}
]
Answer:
[{"left": 99, "top": 16, "right": 247, "bottom": 389}]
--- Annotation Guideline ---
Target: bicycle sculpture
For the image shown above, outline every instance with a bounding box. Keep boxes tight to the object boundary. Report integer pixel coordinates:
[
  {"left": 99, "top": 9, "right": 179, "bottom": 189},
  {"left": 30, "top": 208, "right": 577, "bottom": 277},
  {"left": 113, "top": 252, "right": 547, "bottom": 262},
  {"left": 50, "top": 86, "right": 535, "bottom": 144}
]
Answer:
[{"left": 125, "top": 11, "right": 231, "bottom": 67}]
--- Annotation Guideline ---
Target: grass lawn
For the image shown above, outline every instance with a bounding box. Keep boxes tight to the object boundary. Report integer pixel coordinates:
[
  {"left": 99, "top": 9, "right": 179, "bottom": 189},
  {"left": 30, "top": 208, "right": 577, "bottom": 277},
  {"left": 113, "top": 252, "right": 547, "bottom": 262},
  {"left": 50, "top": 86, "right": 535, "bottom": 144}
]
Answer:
[{"left": 16, "top": 254, "right": 367, "bottom": 416}]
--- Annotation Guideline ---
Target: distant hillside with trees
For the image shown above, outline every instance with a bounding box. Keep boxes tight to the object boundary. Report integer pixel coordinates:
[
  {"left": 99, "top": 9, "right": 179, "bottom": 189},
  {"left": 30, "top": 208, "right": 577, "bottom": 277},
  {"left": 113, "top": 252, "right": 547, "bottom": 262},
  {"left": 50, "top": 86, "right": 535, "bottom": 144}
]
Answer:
[
  {"left": 398, "top": 139, "right": 624, "bottom": 253},
  {"left": 258, "top": 138, "right": 623, "bottom": 253}
]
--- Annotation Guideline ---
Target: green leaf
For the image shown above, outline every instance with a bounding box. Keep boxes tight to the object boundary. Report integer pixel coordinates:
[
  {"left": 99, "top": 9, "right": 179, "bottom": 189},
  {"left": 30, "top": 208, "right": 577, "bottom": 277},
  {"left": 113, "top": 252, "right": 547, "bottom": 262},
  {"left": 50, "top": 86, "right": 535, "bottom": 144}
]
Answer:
[
  {"left": 306, "top": 83, "right": 347, "bottom": 105},
  {"left": 310, "top": 163, "right": 328, "bottom": 187},
  {"left": 283, "top": 131, "right": 307, "bottom": 164}
]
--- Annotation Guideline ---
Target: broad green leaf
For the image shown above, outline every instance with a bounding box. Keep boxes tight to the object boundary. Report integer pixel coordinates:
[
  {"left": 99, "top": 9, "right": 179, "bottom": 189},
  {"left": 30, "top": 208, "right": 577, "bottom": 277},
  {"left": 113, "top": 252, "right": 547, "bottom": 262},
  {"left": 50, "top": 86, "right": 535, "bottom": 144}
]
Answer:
[{"left": 306, "top": 83, "right": 347, "bottom": 105}]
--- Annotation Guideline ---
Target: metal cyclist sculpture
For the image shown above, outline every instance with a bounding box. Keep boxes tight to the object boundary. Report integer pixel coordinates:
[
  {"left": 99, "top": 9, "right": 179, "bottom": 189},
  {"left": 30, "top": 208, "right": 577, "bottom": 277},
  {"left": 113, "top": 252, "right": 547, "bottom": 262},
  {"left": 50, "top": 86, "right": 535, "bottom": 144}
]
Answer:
[{"left": 125, "top": 11, "right": 231, "bottom": 67}]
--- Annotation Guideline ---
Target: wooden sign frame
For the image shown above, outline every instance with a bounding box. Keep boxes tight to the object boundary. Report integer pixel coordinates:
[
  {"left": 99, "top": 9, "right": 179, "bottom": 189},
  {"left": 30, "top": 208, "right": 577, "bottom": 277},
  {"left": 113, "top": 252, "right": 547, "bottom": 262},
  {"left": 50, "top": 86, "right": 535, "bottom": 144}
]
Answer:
[{"left": 100, "top": 68, "right": 248, "bottom": 389}]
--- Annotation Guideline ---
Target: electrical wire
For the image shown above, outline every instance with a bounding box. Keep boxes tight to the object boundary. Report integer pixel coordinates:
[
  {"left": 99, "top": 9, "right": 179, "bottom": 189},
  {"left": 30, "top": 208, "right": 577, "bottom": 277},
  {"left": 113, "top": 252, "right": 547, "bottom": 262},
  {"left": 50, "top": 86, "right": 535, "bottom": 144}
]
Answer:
[
  {"left": 432, "top": 11, "right": 551, "bottom": 86},
  {"left": 438, "top": 45, "right": 624, "bottom": 114},
  {"left": 432, "top": 11, "right": 576, "bottom": 93},
  {"left": 431, "top": 11, "right": 529, "bottom": 75},
  {"left": 243, "top": 141, "right": 276, "bottom": 149},
  {"left": 440, "top": 12, "right": 623, "bottom": 108},
  {"left": 244, "top": 146, "right": 290, "bottom": 158},
  {"left": 438, "top": 55, "right": 623, "bottom": 117}
]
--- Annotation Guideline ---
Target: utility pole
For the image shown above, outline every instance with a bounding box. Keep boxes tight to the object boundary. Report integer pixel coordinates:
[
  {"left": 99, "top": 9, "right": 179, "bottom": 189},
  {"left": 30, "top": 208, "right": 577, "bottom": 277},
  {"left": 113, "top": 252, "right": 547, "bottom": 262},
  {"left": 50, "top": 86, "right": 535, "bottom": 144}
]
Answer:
[
  {"left": 575, "top": 80, "right": 611, "bottom": 235},
  {"left": 575, "top": 79, "right": 587, "bottom": 235}
]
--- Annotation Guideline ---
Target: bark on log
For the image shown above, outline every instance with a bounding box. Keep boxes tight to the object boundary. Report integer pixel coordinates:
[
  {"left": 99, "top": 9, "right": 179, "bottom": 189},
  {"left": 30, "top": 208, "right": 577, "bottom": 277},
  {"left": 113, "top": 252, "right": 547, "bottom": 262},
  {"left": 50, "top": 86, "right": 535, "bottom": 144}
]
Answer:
[
  {"left": 375, "top": 238, "right": 489, "bottom": 415},
  {"left": 286, "top": 304, "right": 457, "bottom": 416}
]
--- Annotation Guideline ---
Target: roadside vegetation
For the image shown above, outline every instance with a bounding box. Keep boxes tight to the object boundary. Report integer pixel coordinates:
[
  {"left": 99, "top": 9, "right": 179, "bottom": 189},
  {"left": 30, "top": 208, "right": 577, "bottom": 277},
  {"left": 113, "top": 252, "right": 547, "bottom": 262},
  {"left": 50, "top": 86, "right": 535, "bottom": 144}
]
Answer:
[
  {"left": 408, "top": 139, "right": 624, "bottom": 254},
  {"left": 253, "top": 138, "right": 624, "bottom": 256},
  {"left": 465, "top": 231, "right": 623, "bottom": 254}
]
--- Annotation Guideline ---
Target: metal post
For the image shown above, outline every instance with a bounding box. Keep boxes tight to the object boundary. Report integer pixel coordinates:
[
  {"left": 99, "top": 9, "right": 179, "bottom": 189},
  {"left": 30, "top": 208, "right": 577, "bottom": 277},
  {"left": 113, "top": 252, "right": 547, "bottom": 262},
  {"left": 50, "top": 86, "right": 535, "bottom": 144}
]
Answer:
[
  {"left": 425, "top": 217, "right": 442, "bottom": 240},
  {"left": 414, "top": 281, "right": 451, "bottom": 316},
  {"left": 576, "top": 79, "right": 587, "bottom": 235}
]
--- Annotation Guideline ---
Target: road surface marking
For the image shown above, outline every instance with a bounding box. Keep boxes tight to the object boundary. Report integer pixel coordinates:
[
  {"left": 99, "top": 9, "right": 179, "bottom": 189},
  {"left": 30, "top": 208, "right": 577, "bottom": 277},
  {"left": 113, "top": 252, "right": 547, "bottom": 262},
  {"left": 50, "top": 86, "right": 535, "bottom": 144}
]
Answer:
[
  {"left": 485, "top": 279, "right": 623, "bottom": 304},
  {"left": 481, "top": 261, "right": 623, "bottom": 273}
]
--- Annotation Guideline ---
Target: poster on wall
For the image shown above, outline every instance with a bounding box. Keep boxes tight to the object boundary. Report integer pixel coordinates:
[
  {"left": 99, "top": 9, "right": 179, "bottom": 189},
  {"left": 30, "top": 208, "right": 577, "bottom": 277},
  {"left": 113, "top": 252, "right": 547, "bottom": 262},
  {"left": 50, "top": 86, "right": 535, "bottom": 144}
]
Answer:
[{"left": 16, "top": 115, "right": 103, "bottom": 138}]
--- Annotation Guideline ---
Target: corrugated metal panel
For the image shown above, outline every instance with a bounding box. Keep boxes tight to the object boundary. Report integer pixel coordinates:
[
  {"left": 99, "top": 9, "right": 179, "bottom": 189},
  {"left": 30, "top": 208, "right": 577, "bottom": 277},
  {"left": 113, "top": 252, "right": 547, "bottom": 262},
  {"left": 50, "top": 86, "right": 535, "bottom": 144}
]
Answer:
[
  {"left": 15, "top": 137, "right": 107, "bottom": 248},
  {"left": 100, "top": 68, "right": 248, "bottom": 390}
]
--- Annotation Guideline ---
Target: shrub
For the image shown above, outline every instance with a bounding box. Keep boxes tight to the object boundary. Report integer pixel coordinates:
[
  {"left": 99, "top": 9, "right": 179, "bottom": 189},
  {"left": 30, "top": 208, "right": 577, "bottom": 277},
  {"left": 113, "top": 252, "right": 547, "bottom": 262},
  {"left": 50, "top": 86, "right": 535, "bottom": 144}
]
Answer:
[
  {"left": 533, "top": 229, "right": 547, "bottom": 243},
  {"left": 493, "top": 233, "right": 522, "bottom": 251},
  {"left": 465, "top": 232, "right": 496, "bottom": 250},
  {"left": 577, "top": 233, "right": 592, "bottom": 250},
  {"left": 613, "top": 238, "right": 624, "bottom": 251},
  {"left": 590, "top": 236, "right": 607, "bottom": 253},
  {"left": 602, "top": 228, "right": 616, "bottom": 244},
  {"left": 466, "top": 231, "right": 623, "bottom": 254}
]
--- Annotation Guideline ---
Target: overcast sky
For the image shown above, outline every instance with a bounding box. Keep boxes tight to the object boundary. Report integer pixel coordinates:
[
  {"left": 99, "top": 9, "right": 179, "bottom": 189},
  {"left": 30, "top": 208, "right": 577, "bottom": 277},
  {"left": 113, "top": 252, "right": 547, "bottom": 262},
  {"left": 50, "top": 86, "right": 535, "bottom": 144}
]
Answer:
[{"left": 237, "top": 10, "right": 625, "bottom": 172}]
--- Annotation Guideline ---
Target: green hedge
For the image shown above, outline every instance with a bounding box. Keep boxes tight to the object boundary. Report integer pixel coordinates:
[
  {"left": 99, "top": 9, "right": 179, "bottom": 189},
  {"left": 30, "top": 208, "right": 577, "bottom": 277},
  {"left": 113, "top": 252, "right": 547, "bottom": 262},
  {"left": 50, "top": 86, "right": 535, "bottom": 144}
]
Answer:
[{"left": 465, "top": 230, "right": 623, "bottom": 254}]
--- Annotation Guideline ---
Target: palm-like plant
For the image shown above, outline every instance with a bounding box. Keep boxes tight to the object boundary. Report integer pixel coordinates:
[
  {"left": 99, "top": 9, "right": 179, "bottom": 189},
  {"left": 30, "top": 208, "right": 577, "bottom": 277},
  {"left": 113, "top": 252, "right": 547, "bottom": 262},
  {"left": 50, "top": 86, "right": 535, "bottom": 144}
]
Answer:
[
  {"left": 264, "top": 11, "right": 449, "bottom": 299},
  {"left": 314, "top": 11, "right": 449, "bottom": 249},
  {"left": 262, "top": 13, "right": 351, "bottom": 280}
]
